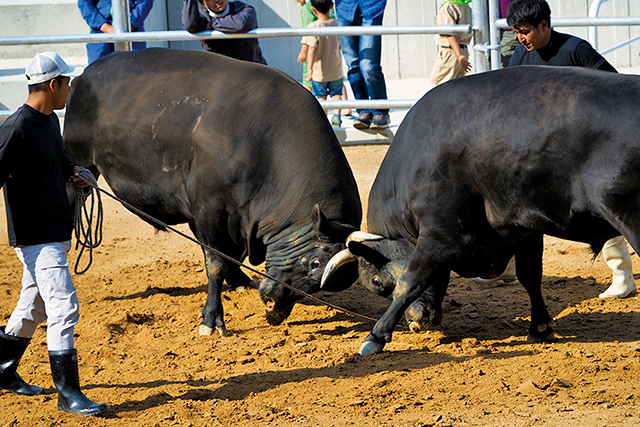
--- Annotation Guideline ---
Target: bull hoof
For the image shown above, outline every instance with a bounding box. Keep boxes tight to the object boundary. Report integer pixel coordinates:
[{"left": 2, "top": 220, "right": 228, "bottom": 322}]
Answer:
[
  {"left": 526, "top": 328, "right": 557, "bottom": 344},
  {"left": 199, "top": 324, "right": 213, "bottom": 336},
  {"left": 265, "top": 310, "right": 286, "bottom": 326},
  {"left": 408, "top": 321, "right": 422, "bottom": 334},
  {"left": 216, "top": 326, "right": 228, "bottom": 337},
  {"left": 359, "top": 340, "right": 385, "bottom": 355}
]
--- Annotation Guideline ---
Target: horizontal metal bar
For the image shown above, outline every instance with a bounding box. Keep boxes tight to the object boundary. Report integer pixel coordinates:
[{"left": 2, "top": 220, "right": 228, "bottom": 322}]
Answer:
[
  {"left": 0, "top": 100, "right": 420, "bottom": 121},
  {"left": 319, "top": 100, "right": 417, "bottom": 110},
  {"left": 601, "top": 33, "right": 640, "bottom": 55},
  {"left": 0, "top": 25, "right": 471, "bottom": 46},
  {"left": 496, "top": 16, "right": 640, "bottom": 29}
]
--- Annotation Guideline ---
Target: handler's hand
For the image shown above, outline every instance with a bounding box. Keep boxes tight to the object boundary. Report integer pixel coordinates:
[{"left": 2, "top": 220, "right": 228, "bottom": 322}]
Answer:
[{"left": 69, "top": 166, "right": 90, "bottom": 189}]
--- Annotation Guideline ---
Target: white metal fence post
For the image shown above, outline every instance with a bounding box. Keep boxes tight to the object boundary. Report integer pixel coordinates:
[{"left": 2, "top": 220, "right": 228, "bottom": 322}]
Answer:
[{"left": 112, "top": 0, "right": 132, "bottom": 52}]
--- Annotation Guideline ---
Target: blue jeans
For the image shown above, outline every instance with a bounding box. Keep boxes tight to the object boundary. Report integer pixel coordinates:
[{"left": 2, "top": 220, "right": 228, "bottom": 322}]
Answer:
[
  {"left": 312, "top": 78, "right": 344, "bottom": 98},
  {"left": 337, "top": 8, "right": 388, "bottom": 115}
]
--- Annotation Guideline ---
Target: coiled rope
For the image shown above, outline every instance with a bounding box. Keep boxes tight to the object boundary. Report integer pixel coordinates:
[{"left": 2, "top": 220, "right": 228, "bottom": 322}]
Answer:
[
  {"left": 72, "top": 172, "right": 379, "bottom": 325},
  {"left": 72, "top": 169, "right": 104, "bottom": 274}
]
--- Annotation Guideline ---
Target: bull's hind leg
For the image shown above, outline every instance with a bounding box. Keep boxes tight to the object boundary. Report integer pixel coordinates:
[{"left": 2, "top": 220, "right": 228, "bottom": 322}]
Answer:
[{"left": 515, "top": 234, "right": 556, "bottom": 343}]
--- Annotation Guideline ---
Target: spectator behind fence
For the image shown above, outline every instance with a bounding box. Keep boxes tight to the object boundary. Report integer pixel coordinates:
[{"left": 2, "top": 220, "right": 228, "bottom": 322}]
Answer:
[
  {"left": 499, "top": 0, "right": 518, "bottom": 67},
  {"left": 479, "top": 0, "right": 635, "bottom": 299},
  {"left": 295, "top": 0, "right": 352, "bottom": 116},
  {"left": 301, "top": 0, "right": 345, "bottom": 128},
  {"left": 182, "top": 0, "right": 266, "bottom": 64},
  {"left": 336, "top": 0, "right": 389, "bottom": 130},
  {"left": 429, "top": 0, "right": 473, "bottom": 85},
  {"left": 78, "top": 0, "right": 154, "bottom": 64}
]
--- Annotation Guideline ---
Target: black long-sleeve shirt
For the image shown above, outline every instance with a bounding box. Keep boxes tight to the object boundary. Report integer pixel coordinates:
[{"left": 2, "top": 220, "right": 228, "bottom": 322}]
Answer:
[
  {"left": 182, "top": 0, "right": 267, "bottom": 64},
  {"left": 509, "top": 30, "right": 617, "bottom": 72},
  {"left": 0, "top": 104, "right": 76, "bottom": 246}
]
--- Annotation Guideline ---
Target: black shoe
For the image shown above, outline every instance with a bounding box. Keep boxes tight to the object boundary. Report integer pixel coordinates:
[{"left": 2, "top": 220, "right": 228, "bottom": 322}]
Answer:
[
  {"left": 353, "top": 112, "right": 373, "bottom": 129},
  {"left": 370, "top": 114, "right": 390, "bottom": 130},
  {"left": 0, "top": 326, "right": 43, "bottom": 396},
  {"left": 49, "top": 349, "right": 106, "bottom": 417}
]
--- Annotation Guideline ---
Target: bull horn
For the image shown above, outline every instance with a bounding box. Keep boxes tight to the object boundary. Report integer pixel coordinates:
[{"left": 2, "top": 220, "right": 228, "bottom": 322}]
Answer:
[
  {"left": 321, "top": 248, "right": 358, "bottom": 288},
  {"left": 346, "top": 231, "right": 384, "bottom": 244}
]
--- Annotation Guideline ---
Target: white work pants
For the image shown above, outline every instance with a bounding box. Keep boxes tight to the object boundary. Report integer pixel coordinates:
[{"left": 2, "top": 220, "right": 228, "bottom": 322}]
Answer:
[{"left": 5, "top": 241, "right": 79, "bottom": 351}]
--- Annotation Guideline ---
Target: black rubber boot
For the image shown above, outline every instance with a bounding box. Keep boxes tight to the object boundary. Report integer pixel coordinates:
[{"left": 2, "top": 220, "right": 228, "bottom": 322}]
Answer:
[
  {"left": 0, "top": 326, "right": 43, "bottom": 396},
  {"left": 49, "top": 349, "right": 106, "bottom": 416}
]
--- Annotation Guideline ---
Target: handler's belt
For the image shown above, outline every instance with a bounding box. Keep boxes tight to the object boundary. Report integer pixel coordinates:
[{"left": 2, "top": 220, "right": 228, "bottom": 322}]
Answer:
[{"left": 442, "top": 44, "right": 467, "bottom": 49}]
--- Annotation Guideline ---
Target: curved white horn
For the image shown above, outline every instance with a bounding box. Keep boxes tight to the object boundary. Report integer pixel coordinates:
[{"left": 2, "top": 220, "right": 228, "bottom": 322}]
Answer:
[
  {"left": 321, "top": 248, "right": 358, "bottom": 288},
  {"left": 346, "top": 231, "right": 384, "bottom": 244}
]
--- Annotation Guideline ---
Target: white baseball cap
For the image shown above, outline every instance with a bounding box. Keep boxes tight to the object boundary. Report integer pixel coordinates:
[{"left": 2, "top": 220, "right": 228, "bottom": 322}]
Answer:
[{"left": 25, "top": 52, "right": 84, "bottom": 85}]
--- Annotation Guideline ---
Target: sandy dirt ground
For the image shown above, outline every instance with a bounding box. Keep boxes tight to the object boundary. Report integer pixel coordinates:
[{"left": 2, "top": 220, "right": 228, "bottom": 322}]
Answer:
[{"left": 1, "top": 144, "right": 639, "bottom": 426}]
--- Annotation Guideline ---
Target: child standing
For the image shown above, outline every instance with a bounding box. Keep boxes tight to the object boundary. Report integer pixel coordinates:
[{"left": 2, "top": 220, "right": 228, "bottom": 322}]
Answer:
[
  {"left": 301, "top": 0, "right": 345, "bottom": 127},
  {"left": 429, "top": 0, "right": 473, "bottom": 85}
]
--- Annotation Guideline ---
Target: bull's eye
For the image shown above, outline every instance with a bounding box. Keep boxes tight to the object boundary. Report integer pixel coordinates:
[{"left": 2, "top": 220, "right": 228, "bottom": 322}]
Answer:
[
  {"left": 310, "top": 258, "right": 322, "bottom": 271},
  {"left": 372, "top": 275, "right": 382, "bottom": 289}
]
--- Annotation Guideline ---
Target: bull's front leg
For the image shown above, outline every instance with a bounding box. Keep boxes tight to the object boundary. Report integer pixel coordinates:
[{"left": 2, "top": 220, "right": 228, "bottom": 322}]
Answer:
[
  {"left": 199, "top": 249, "right": 230, "bottom": 337},
  {"left": 360, "top": 244, "right": 447, "bottom": 355},
  {"left": 515, "top": 234, "right": 556, "bottom": 343}
]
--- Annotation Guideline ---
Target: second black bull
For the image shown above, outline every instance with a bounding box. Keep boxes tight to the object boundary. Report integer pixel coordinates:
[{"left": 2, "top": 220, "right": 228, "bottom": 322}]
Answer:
[
  {"left": 63, "top": 48, "right": 362, "bottom": 336},
  {"left": 322, "top": 65, "right": 640, "bottom": 355}
]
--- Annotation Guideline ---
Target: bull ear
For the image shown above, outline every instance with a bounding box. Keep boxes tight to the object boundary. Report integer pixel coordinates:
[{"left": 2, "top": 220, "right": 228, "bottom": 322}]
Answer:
[
  {"left": 348, "top": 240, "right": 390, "bottom": 270},
  {"left": 311, "top": 204, "right": 357, "bottom": 241}
]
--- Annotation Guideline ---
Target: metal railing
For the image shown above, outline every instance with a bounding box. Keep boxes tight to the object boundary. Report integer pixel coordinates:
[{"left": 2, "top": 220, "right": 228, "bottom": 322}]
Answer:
[
  {"left": 0, "top": 24, "right": 470, "bottom": 120},
  {"left": 2, "top": 0, "right": 640, "bottom": 118}
]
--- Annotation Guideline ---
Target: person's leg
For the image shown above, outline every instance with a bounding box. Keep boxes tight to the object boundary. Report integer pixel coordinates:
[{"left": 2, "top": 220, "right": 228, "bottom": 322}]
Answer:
[
  {"left": 19, "top": 242, "right": 105, "bottom": 415},
  {"left": 600, "top": 236, "right": 637, "bottom": 298},
  {"left": 338, "top": 9, "right": 368, "bottom": 116},
  {"left": 5, "top": 256, "right": 47, "bottom": 339},
  {"left": 340, "top": 84, "right": 352, "bottom": 116},
  {"left": 328, "top": 79, "right": 344, "bottom": 127},
  {"left": 358, "top": 13, "right": 388, "bottom": 118},
  {"left": 312, "top": 81, "right": 329, "bottom": 115}
]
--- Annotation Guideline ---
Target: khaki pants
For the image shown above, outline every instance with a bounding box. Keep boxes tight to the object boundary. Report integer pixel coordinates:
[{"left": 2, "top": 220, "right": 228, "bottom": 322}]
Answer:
[{"left": 430, "top": 46, "right": 468, "bottom": 85}]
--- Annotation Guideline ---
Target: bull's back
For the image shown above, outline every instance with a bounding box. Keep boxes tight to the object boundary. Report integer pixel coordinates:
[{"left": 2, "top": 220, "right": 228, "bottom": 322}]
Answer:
[
  {"left": 369, "top": 66, "right": 640, "bottom": 239},
  {"left": 65, "top": 48, "right": 361, "bottom": 228}
]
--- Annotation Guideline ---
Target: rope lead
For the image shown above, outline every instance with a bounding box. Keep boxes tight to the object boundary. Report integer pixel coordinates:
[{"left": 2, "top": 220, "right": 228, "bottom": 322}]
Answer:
[
  {"left": 72, "top": 172, "right": 379, "bottom": 325},
  {"left": 72, "top": 169, "right": 104, "bottom": 274}
]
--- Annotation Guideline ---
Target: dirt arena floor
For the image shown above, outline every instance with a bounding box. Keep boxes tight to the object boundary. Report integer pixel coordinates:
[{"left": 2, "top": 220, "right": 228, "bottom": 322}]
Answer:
[{"left": 1, "top": 144, "right": 639, "bottom": 426}]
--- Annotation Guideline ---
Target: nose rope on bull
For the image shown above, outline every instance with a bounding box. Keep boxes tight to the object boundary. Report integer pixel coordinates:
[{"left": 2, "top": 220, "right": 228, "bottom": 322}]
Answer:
[{"left": 73, "top": 172, "right": 380, "bottom": 325}]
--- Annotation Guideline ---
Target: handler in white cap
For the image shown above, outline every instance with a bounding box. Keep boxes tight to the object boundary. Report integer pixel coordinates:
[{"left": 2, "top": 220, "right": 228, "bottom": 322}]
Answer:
[{"left": 0, "top": 52, "right": 106, "bottom": 416}]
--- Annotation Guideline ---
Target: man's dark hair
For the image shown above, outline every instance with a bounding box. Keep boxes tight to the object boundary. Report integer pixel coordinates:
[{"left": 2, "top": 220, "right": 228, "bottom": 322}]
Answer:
[
  {"left": 28, "top": 76, "right": 62, "bottom": 94},
  {"left": 506, "top": 0, "right": 551, "bottom": 28},
  {"left": 311, "top": 0, "right": 333, "bottom": 15}
]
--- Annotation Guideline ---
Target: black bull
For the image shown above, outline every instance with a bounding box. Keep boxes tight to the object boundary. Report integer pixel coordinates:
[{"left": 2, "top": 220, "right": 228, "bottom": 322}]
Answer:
[
  {"left": 322, "top": 65, "right": 640, "bottom": 355},
  {"left": 64, "top": 48, "right": 362, "bottom": 336}
]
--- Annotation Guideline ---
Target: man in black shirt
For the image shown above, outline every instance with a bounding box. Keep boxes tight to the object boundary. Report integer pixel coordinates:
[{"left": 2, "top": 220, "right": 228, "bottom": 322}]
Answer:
[
  {"left": 506, "top": 0, "right": 635, "bottom": 299},
  {"left": 0, "top": 52, "right": 106, "bottom": 416},
  {"left": 507, "top": 0, "right": 616, "bottom": 71}
]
